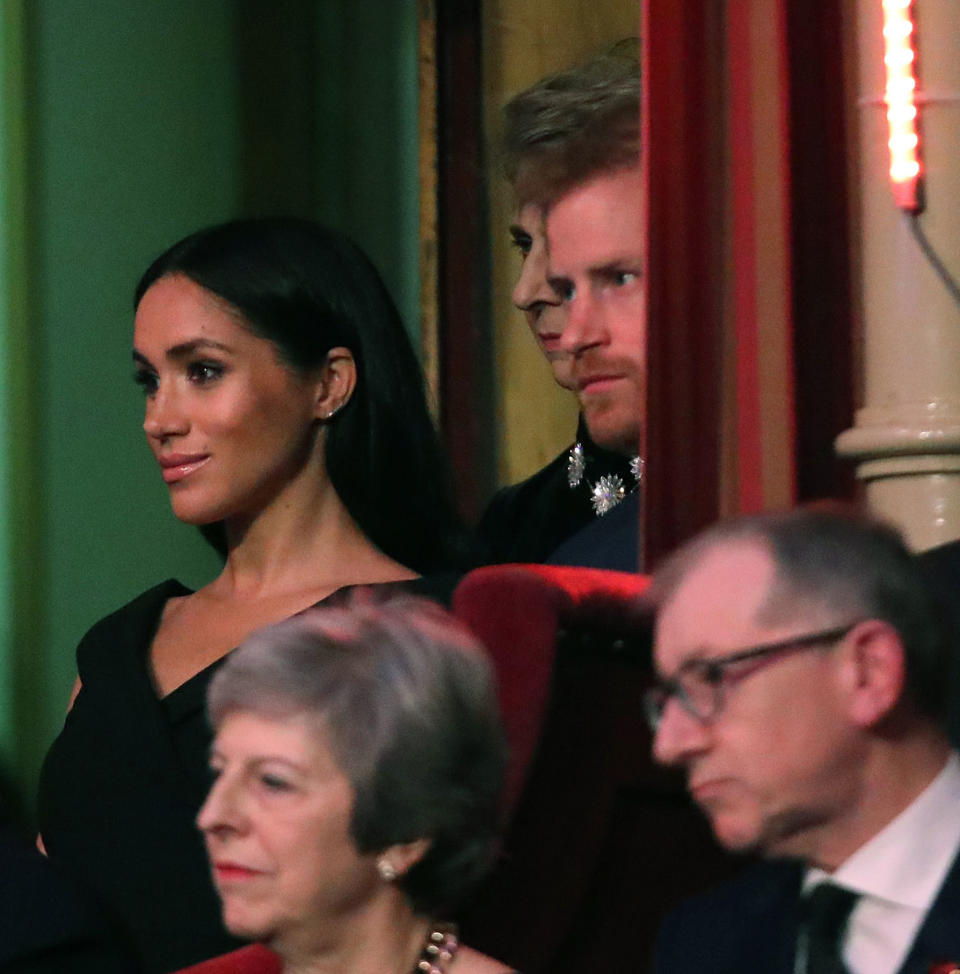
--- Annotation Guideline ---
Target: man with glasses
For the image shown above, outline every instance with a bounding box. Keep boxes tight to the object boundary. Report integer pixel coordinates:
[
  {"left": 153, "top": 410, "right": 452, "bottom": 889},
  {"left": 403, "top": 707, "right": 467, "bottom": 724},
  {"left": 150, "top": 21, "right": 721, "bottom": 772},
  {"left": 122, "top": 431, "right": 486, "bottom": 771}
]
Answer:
[{"left": 647, "top": 507, "right": 960, "bottom": 974}]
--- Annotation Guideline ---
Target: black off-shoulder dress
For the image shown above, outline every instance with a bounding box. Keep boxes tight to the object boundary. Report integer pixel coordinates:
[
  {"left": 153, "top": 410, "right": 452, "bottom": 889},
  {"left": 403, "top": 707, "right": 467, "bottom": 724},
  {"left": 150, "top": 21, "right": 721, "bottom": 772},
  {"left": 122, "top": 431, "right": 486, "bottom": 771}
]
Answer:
[{"left": 38, "top": 576, "right": 456, "bottom": 974}]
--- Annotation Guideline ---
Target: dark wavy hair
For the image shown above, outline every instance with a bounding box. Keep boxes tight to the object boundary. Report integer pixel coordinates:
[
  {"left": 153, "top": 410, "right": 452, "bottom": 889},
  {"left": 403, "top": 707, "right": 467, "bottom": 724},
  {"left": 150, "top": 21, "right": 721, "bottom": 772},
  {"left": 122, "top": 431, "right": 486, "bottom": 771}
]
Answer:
[{"left": 135, "top": 218, "right": 469, "bottom": 573}]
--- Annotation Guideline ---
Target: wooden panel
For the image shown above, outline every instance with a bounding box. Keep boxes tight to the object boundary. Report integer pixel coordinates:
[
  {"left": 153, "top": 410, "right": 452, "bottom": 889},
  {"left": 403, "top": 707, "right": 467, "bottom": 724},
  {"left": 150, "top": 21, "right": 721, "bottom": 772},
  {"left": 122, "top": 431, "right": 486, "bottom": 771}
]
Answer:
[
  {"left": 433, "top": 0, "right": 496, "bottom": 519},
  {"left": 785, "top": 0, "right": 856, "bottom": 503}
]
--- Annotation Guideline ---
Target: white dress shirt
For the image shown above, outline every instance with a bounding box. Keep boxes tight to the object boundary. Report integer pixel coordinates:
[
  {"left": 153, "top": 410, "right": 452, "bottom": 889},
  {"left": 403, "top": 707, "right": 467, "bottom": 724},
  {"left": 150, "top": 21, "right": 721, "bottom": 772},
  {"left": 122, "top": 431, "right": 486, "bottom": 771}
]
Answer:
[{"left": 802, "top": 752, "right": 960, "bottom": 974}]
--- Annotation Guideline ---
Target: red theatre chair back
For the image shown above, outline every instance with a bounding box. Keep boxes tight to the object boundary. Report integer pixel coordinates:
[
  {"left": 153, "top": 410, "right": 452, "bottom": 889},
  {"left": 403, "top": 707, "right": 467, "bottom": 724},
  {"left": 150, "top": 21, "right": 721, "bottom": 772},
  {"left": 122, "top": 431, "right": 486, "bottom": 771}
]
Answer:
[{"left": 453, "top": 563, "right": 740, "bottom": 974}]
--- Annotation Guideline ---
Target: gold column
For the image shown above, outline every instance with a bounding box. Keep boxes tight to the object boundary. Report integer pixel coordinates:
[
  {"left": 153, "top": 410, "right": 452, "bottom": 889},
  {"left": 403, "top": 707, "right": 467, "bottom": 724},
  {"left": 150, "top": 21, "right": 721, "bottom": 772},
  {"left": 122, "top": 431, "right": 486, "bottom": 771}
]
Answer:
[{"left": 836, "top": 0, "right": 960, "bottom": 550}]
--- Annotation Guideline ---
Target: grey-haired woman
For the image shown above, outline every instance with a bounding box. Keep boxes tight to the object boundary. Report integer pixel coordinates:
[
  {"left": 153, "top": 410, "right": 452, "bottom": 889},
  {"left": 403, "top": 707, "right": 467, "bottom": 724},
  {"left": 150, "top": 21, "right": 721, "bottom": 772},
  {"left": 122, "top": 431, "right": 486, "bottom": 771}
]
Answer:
[{"left": 197, "top": 592, "right": 518, "bottom": 974}]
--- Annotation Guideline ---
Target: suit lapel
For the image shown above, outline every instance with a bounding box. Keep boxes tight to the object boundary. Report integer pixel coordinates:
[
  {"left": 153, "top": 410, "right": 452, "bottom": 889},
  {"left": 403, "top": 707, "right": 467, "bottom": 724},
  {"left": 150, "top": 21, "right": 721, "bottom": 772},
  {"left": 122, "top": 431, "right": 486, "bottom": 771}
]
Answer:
[
  {"left": 898, "top": 847, "right": 960, "bottom": 974},
  {"left": 730, "top": 862, "right": 804, "bottom": 973}
]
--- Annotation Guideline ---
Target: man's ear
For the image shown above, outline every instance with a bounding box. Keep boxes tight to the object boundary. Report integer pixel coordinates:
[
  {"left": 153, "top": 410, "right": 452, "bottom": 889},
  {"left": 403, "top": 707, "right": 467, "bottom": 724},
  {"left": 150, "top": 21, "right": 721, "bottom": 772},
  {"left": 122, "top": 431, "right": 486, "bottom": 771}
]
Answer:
[
  {"left": 842, "top": 619, "right": 907, "bottom": 727},
  {"left": 314, "top": 346, "right": 357, "bottom": 420}
]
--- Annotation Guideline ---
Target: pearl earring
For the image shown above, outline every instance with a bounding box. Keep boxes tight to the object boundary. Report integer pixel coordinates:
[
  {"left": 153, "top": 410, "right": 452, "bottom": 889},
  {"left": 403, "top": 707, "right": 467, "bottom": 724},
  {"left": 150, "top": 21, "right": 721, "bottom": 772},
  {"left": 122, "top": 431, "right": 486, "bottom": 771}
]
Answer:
[{"left": 377, "top": 857, "right": 397, "bottom": 882}]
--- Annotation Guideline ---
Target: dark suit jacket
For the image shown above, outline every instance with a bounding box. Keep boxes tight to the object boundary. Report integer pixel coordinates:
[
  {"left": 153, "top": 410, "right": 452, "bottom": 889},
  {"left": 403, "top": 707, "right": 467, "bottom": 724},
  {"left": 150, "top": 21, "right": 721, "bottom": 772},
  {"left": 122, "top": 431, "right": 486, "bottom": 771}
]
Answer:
[
  {"left": 652, "top": 848, "right": 960, "bottom": 974},
  {"left": 477, "top": 419, "right": 639, "bottom": 567},
  {"left": 547, "top": 491, "right": 640, "bottom": 571}
]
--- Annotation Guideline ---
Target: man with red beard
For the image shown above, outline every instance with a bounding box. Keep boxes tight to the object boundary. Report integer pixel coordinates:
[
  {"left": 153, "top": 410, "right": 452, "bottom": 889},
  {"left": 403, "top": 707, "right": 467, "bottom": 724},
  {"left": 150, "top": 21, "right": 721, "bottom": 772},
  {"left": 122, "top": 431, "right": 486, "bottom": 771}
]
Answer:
[{"left": 479, "top": 46, "right": 645, "bottom": 570}]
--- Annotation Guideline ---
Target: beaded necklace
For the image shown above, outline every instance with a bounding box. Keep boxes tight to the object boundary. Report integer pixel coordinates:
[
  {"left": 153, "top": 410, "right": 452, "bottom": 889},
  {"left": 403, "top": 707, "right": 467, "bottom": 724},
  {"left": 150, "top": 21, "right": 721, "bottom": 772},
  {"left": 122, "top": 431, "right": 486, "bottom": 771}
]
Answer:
[{"left": 413, "top": 924, "right": 459, "bottom": 974}]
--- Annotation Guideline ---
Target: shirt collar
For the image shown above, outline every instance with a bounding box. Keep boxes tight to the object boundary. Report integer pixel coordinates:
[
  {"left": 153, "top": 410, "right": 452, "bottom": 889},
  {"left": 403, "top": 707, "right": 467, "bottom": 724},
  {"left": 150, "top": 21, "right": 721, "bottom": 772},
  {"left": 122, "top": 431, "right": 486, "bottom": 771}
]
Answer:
[{"left": 805, "top": 752, "right": 960, "bottom": 910}]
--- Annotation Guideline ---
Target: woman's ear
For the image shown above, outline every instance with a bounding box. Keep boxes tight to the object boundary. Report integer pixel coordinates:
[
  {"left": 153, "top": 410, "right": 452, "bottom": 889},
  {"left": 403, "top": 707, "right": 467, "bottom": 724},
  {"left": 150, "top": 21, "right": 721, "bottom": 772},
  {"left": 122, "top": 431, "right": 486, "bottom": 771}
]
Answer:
[
  {"left": 377, "top": 837, "right": 432, "bottom": 881},
  {"left": 842, "top": 619, "right": 907, "bottom": 728},
  {"left": 315, "top": 346, "right": 357, "bottom": 420}
]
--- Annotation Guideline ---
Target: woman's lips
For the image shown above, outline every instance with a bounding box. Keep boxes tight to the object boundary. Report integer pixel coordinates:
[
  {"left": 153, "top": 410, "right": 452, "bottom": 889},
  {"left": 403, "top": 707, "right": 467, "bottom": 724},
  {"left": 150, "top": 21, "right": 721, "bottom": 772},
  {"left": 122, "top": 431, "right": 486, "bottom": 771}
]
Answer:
[
  {"left": 212, "top": 862, "right": 263, "bottom": 884},
  {"left": 158, "top": 454, "right": 210, "bottom": 485}
]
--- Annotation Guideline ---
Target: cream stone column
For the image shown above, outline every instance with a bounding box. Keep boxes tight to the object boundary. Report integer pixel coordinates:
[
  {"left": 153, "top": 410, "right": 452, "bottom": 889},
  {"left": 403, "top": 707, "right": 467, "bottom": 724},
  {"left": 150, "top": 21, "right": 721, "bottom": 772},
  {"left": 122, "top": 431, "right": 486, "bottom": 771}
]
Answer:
[{"left": 836, "top": 0, "right": 960, "bottom": 551}]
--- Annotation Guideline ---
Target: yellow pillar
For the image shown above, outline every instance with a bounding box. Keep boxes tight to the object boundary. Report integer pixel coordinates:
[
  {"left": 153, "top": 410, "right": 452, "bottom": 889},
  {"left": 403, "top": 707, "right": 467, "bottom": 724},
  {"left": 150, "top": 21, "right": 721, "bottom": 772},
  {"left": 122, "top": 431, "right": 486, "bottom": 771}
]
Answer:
[{"left": 836, "top": 0, "right": 960, "bottom": 550}]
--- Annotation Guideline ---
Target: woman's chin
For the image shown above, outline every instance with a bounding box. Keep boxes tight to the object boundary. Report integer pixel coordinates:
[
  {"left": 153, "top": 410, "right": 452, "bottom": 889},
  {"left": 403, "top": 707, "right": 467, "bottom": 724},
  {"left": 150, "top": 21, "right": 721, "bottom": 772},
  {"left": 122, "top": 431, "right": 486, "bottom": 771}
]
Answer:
[{"left": 221, "top": 907, "right": 272, "bottom": 942}]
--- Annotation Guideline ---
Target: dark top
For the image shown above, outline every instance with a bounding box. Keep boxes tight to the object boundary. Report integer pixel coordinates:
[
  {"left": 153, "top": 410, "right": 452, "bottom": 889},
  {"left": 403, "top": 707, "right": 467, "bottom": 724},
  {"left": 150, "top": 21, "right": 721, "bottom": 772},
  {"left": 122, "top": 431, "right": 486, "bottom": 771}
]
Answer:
[
  {"left": 0, "top": 824, "right": 138, "bottom": 973},
  {"left": 477, "top": 419, "right": 639, "bottom": 568},
  {"left": 37, "top": 575, "right": 457, "bottom": 974}
]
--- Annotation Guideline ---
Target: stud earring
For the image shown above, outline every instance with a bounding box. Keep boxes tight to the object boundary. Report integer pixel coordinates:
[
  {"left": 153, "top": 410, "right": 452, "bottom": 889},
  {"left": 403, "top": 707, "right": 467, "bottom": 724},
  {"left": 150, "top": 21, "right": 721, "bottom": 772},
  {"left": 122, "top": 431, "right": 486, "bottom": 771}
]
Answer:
[
  {"left": 377, "top": 857, "right": 397, "bottom": 882},
  {"left": 321, "top": 402, "right": 343, "bottom": 421}
]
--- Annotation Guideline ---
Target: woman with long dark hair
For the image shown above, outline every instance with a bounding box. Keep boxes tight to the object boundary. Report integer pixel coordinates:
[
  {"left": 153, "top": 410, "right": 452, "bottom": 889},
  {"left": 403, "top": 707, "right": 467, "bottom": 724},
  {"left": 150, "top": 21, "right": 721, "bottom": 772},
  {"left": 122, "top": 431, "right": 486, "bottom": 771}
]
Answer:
[{"left": 37, "top": 219, "right": 469, "bottom": 974}]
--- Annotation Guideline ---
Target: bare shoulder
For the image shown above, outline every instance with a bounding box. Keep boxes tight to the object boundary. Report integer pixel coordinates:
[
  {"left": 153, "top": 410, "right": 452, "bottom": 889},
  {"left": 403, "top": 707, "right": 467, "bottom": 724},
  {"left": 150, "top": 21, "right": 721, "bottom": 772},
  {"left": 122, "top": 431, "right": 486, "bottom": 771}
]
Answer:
[{"left": 454, "top": 946, "right": 518, "bottom": 974}]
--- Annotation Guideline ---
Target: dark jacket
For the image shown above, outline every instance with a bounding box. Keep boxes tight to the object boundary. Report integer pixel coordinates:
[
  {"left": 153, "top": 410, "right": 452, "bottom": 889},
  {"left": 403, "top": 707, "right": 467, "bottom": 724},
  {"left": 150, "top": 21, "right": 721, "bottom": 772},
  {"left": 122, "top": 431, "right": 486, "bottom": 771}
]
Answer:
[{"left": 653, "top": 850, "right": 960, "bottom": 974}]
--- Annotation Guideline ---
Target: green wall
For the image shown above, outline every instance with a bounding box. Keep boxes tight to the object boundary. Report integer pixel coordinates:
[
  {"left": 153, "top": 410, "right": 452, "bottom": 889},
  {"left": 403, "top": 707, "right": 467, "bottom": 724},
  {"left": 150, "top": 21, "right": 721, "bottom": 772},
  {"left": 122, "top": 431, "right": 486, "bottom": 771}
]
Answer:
[
  {"left": 0, "top": 0, "right": 421, "bottom": 811},
  {"left": 0, "top": 0, "right": 28, "bottom": 778}
]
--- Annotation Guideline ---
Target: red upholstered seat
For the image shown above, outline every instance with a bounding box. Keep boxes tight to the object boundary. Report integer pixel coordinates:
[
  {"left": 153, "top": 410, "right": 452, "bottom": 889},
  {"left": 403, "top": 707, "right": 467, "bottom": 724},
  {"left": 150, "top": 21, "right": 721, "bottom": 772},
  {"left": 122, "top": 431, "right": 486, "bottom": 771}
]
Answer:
[
  {"left": 172, "top": 944, "right": 281, "bottom": 974},
  {"left": 453, "top": 563, "right": 740, "bottom": 974},
  {"left": 452, "top": 564, "right": 651, "bottom": 814}
]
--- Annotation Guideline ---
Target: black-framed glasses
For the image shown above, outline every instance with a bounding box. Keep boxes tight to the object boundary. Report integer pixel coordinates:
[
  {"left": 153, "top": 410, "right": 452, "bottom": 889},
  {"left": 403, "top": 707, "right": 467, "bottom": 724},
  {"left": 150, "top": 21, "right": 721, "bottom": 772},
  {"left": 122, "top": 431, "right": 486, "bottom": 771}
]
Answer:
[{"left": 643, "top": 622, "right": 860, "bottom": 732}]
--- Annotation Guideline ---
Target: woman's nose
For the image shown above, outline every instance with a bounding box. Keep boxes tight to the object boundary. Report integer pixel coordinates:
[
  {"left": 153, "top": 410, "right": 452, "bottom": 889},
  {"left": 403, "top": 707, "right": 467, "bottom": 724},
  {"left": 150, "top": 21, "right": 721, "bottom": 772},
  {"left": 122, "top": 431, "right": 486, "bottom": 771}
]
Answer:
[
  {"left": 196, "top": 776, "right": 241, "bottom": 835},
  {"left": 143, "top": 384, "right": 189, "bottom": 440},
  {"left": 512, "top": 251, "right": 562, "bottom": 312}
]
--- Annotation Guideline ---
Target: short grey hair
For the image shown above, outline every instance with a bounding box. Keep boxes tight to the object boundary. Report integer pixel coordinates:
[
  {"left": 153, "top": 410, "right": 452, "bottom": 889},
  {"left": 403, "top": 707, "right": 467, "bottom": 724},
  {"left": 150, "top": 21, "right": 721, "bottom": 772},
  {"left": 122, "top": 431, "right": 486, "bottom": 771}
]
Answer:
[
  {"left": 650, "top": 506, "right": 950, "bottom": 726},
  {"left": 207, "top": 590, "right": 507, "bottom": 915},
  {"left": 502, "top": 38, "right": 641, "bottom": 206}
]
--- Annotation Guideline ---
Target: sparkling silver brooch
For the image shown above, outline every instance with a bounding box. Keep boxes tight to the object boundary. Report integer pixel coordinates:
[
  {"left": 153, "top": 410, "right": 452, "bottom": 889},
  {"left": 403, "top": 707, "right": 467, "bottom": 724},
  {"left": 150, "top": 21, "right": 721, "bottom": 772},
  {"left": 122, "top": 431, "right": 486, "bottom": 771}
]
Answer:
[
  {"left": 567, "top": 442, "right": 644, "bottom": 517},
  {"left": 567, "top": 442, "right": 586, "bottom": 487},
  {"left": 591, "top": 475, "right": 627, "bottom": 516}
]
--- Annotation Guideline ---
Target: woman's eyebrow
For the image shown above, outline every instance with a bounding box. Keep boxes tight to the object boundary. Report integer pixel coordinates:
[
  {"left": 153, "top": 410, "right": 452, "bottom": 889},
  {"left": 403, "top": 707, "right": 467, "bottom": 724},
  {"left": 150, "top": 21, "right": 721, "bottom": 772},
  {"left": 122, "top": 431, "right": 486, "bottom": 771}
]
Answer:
[{"left": 132, "top": 338, "right": 233, "bottom": 364}]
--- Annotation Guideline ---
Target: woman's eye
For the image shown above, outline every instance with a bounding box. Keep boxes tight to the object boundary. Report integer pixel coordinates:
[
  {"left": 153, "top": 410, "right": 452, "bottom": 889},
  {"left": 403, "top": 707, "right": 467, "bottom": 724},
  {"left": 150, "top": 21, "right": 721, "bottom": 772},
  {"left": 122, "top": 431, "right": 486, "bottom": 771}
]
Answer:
[
  {"left": 188, "top": 361, "right": 224, "bottom": 385},
  {"left": 510, "top": 233, "right": 533, "bottom": 258},
  {"left": 133, "top": 369, "right": 159, "bottom": 395},
  {"left": 260, "top": 773, "right": 292, "bottom": 793}
]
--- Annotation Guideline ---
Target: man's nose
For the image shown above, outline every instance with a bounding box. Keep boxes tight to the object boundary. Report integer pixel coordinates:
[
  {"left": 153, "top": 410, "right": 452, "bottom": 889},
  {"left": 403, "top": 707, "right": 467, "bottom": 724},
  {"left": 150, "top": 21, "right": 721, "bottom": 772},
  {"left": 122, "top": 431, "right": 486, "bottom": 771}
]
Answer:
[
  {"left": 558, "top": 286, "right": 605, "bottom": 356},
  {"left": 652, "top": 697, "right": 711, "bottom": 767}
]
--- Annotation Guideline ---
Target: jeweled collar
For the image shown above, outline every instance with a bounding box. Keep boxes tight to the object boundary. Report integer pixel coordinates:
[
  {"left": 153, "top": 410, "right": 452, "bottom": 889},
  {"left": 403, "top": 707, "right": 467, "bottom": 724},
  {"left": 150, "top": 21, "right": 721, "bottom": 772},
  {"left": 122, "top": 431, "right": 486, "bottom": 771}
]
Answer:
[{"left": 565, "top": 419, "right": 643, "bottom": 517}]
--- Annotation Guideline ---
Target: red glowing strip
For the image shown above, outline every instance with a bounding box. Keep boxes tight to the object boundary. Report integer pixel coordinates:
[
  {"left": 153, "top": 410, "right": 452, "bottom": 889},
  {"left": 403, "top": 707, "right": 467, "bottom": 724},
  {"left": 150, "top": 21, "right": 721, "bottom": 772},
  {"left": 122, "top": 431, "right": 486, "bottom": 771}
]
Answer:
[{"left": 882, "top": 0, "right": 921, "bottom": 210}]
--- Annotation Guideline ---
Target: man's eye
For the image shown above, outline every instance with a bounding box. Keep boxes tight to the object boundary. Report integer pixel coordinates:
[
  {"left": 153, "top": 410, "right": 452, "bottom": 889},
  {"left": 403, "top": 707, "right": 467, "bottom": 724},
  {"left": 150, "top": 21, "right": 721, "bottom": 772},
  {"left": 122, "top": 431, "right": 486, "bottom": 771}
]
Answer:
[
  {"left": 614, "top": 271, "right": 638, "bottom": 286},
  {"left": 700, "top": 663, "right": 726, "bottom": 687}
]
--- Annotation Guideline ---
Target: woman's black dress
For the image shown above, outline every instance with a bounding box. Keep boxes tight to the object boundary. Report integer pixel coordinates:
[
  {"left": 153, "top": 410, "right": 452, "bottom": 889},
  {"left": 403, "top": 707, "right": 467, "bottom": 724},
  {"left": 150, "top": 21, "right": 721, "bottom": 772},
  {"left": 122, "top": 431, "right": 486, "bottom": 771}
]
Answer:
[{"left": 38, "top": 576, "right": 455, "bottom": 974}]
